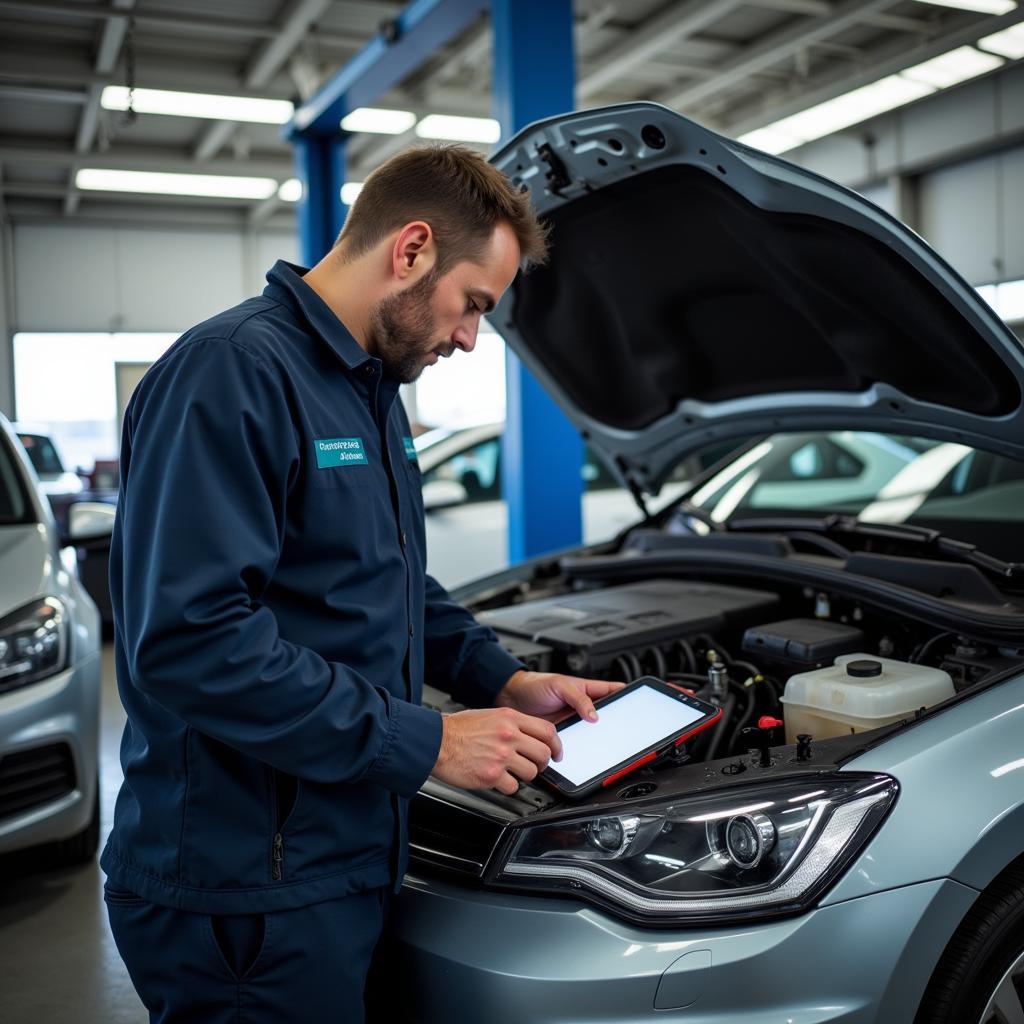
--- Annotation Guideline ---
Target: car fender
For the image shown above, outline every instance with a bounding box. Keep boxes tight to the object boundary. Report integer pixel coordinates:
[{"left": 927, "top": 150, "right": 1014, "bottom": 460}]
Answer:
[{"left": 820, "top": 671, "right": 1024, "bottom": 905}]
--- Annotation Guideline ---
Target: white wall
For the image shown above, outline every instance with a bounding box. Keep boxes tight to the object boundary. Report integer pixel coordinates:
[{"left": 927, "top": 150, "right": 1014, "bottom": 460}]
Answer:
[{"left": 11, "top": 222, "right": 298, "bottom": 333}]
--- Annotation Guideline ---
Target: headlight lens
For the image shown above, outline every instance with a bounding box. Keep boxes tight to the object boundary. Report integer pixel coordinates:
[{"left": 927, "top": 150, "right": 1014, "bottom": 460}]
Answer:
[
  {"left": 491, "top": 774, "right": 896, "bottom": 925},
  {"left": 0, "top": 598, "right": 70, "bottom": 694}
]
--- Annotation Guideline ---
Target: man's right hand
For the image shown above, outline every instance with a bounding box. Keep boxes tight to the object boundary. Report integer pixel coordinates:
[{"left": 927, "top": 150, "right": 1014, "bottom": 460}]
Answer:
[{"left": 431, "top": 707, "right": 563, "bottom": 795}]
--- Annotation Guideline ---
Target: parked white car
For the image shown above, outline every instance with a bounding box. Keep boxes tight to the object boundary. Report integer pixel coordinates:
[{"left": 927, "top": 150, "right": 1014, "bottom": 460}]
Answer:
[
  {"left": 416, "top": 423, "right": 697, "bottom": 588},
  {"left": 0, "top": 414, "right": 104, "bottom": 865}
]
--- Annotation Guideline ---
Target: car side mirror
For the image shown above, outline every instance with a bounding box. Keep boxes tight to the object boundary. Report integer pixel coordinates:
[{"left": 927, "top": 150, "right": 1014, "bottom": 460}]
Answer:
[
  {"left": 422, "top": 479, "right": 468, "bottom": 512},
  {"left": 65, "top": 501, "right": 116, "bottom": 546}
]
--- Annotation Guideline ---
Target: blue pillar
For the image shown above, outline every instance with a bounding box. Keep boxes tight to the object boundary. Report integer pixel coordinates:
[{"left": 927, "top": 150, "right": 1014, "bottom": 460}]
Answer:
[
  {"left": 294, "top": 134, "right": 347, "bottom": 267},
  {"left": 492, "top": 0, "right": 583, "bottom": 563}
]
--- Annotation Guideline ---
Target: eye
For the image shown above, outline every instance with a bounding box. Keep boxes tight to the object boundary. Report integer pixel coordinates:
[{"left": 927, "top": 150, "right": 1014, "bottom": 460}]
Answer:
[{"left": 467, "top": 298, "right": 480, "bottom": 314}]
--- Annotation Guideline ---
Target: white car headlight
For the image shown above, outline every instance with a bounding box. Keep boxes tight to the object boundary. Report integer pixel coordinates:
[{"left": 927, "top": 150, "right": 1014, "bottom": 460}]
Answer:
[
  {"left": 489, "top": 774, "right": 897, "bottom": 926},
  {"left": 0, "top": 598, "right": 70, "bottom": 694}
]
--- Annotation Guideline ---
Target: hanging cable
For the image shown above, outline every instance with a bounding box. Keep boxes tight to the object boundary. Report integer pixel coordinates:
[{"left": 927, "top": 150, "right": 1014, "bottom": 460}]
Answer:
[{"left": 121, "top": 16, "right": 138, "bottom": 127}]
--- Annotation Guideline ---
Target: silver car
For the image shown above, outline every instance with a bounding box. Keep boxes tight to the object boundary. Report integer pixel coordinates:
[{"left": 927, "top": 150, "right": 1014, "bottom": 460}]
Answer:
[
  {"left": 0, "top": 414, "right": 102, "bottom": 864},
  {"left": 384, "top": 105, "right": 1024, "bottom": 1024}
]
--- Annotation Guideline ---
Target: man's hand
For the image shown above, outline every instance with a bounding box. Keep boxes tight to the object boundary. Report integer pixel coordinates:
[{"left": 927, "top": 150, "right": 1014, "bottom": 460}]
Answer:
[
  {"left": 496, "top": 670, "right": 626, "bottom": 724},
  {"left": 432, "top": 708, "right": 562, "bottom": 795}
]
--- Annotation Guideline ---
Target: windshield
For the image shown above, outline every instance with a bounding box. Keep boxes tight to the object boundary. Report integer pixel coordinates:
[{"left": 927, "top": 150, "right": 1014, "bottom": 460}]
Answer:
[
  {"left": 17, "top": 433, "right": 65, "bottom": 476},
  {"left": 0, "top": 435, "right": 33, "bottom": 525},
  {"left": 686, "top": 431, "right": 1024, "bottom": 557}
]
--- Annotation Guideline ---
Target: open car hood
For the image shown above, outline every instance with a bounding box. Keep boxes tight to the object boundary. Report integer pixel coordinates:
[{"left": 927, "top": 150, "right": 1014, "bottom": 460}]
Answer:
[{"left": 490, "top": 103, "right": 1024, "bottom": 496}]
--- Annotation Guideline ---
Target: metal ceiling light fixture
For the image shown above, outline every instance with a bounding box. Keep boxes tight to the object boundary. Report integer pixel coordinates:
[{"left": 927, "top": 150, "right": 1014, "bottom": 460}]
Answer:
[{"left": 100, "top": 88, "right": 294, "bottom": 124}]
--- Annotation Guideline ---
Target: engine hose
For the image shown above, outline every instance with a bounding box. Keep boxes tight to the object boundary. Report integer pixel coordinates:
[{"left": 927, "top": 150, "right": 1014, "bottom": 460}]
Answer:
[
  {"left": 705, "top": 694, "right": 736, "bottom": 762},
  {"left": 625, "top": 652, "right": 643, "bottom": 680},
  {"left": 665, "top": 672, "right": 709, "bottom": 688},
  {"left": 729, "top": 688, "right": 758, "bottom": 753},
  {"left": 612, "top": 655, "right": 634, "bottom": 683},
  {"left": 646, "top": 645, "right": 667, "bottom": 678},
  {"left": 676, "top": 639, "right": 697, "bottom": 674},
  {"left": 731, "top": 658, "right": 765, "bottom": 683}
]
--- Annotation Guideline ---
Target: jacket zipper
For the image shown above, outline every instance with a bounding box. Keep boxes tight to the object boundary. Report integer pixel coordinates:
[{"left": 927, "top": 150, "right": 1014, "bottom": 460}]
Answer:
[
  {"left": 270, "top": 767, "right": 297, "bottom": 882},
  {"left": 272, "top": 832, "right": 284, "bottom": 881}
]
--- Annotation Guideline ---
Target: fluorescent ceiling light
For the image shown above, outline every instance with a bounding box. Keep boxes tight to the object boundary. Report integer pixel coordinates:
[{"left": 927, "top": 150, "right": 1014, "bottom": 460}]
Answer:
[
  {"left": 277, "top": 178, "right": 302, "bottom": 202},
  {"left": 101, "top": 86, "right": 293, "bottom": 124},
  {"left": 739, "top": 42, "right": 1004, "bottom": 155},
  {"left": 76, "top": 168, "right": 278, "bottom": 200},
  {"left": 912, "top": 0, "right": 1016, "bottom": 13},
  {"left": 979, "top": 22, "right": 1024, "bottom": 57},
  {"left": 340, "top": 107, "right": 416, "bottom": 134},
  {"left": 341, "top": 182, "right": 364, "bottom": 205},
  {"left": 276, "top": 179, "right": 363, "bottom": 205},
  {"left": 901, "top": 45, "right": 1004, "bottom": 88},
  {"left": 415, "top": 114, "right": 501, "bottom": 143},
  {"left": 741, "top": 74, "right": 934, "bottom": 154}
]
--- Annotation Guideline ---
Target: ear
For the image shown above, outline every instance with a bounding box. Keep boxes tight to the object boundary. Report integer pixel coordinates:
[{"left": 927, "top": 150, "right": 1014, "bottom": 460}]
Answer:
[{"left": 390, "top": 221, "right": 436, "bottom": 282}]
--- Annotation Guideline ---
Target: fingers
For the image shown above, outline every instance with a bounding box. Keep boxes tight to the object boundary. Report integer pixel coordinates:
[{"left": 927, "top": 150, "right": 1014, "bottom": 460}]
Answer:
[
  {"left": 494, "top": 771, "right": 520, "bottom": 796},
  {"left": 508, "top": 752, "right": 540, "bottom": 784},
  {"left": 560, "top": 686, "right": 598, "bottom": 723},
  {"left": 516, "top": 712, "right": 563, "bottom": 762},
  {"left": 586, "top": 679, "right": 627, "bottom": 696},
  {"left": 514, "top": 733, "right": 554, "bottom": 770}
]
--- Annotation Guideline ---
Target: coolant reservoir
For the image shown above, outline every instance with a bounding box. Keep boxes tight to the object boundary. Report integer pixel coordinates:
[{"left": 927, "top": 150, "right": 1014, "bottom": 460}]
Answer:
[{"left": 781, "top": 654, "right": 955, "bottom": 744}]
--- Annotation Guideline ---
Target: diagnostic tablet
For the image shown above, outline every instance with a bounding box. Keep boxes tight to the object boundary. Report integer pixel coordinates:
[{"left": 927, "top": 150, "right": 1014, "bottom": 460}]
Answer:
[{"left": 540, "top": 677, "right": 722, "bottom": 800}]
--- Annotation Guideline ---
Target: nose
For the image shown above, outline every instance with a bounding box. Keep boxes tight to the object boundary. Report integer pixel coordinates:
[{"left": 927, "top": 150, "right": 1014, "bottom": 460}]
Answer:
[{"left": 452, "top": 320, "right": 478, "bottom": 354}]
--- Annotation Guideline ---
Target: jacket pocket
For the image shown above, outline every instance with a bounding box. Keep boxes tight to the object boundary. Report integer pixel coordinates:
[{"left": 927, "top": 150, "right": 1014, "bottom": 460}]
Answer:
[
  {"left": 270, "top": 768, "right": 299, "bottom": 882},
  {"left": 103, "top": 884, "right": 146, "bottom": 906}
]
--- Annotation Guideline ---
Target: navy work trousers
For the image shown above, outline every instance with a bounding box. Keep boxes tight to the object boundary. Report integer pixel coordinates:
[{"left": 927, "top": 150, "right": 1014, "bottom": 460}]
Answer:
[{"left": 105, "top": 883, "right": 393, "bottom": 1023}]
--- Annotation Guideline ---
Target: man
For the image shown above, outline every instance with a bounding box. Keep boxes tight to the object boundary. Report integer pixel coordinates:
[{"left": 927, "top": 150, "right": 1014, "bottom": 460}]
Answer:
[{"left": 101, "top": 144, "right": 619, "bottom": 1023}]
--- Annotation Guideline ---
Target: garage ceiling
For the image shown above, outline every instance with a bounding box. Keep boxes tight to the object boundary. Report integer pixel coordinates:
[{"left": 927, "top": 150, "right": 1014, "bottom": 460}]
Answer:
[{"left": 0, "top": 0, "right": 1020, "bottom": 231}]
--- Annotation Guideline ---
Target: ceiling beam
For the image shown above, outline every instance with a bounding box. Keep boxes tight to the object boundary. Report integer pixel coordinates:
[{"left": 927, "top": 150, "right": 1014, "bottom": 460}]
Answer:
[
  {"left": 0, "top": 142, "right": 294, "bottom": 179},
  {"left": 0, "top": 0, "right": 283, "bottom": 41},
  {"left": 194, "top": 0, "right": 332, "bottom": 163},
  {"left": 576, "top": 0, "right": 746, "bottom": 101},
  {"left": 658, "top": 0, "right": 897, "bottom": 112},
  {"left": 745, "top": 0, "right": 831, "bottom": 14},
  {"left": 65, "top": 0, "right": 136, "bottom": 216},
  {"left": 722, "top": 4, "right": 1024, "bottom": 137},
  {"left": 4, "top": 181, "right": 268, "bottom": 206},
  {"left": 5, "top": 198, "right": 296, "bottom": 231},
  {"left": 0, "top": 84, "right": 87, "bottom": 105}
]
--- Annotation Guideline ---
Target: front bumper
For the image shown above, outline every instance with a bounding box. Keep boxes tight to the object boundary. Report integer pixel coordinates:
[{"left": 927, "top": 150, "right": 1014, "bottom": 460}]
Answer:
[
  {"left": 0, "top": 653, "right": 101, "bottom": 854},
  {"left": 388, "top": 872, "right": 977, "bottom": 1023}
]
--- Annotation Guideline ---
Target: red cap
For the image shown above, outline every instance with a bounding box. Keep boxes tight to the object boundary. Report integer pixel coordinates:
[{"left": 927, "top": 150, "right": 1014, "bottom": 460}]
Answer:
[{"left": 758, "top": 716, "right": 784, "bottom": 730}]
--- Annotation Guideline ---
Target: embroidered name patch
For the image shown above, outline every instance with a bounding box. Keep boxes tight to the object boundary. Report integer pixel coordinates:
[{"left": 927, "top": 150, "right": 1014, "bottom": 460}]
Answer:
[{"left": 314, "top": 437, "right": 367, "bottom": 468}]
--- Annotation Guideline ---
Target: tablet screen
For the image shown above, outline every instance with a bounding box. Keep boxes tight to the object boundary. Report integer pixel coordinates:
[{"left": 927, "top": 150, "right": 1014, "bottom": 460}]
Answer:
[{"left": 555, "top": 684, "right": 706, "bottom": 787}]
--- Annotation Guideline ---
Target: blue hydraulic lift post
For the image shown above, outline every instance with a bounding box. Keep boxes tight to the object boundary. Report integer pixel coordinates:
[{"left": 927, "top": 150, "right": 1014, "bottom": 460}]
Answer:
[
  {"left": 492, "top": 0, "right": 583, "bottom": 562},
  {"left": 293, "top": 134, "right": 347, "bottom": 267}
]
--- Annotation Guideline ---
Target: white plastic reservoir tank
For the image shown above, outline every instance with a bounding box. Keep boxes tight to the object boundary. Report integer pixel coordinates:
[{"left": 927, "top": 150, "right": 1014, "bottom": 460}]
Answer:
[{"left": 781, "top": 653, "right": 955, "bottom": 744}]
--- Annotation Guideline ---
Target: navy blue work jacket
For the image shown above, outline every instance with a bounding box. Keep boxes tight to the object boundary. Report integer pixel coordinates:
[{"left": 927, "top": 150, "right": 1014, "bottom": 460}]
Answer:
[{"left": 100, "top": 260, "right": 523, "bottom": 914}]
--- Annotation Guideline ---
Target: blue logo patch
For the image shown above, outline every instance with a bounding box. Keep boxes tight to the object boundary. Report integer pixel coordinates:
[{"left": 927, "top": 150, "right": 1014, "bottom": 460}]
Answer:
[
  {"left": 315, "top": 437, "right": 367, "bottom": 468},
  {"left": 403, "top": 436, "right": 417, "bottom": 462}
]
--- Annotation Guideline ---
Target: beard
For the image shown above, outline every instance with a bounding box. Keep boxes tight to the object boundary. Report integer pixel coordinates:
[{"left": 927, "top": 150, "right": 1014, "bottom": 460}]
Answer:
[{"left": 367, "top": 271, "right": 453, "bottom": 383}]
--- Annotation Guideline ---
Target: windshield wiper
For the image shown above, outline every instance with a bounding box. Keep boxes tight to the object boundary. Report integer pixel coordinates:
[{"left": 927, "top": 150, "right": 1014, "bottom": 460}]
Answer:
[{"left": 727, "top": 513, "right": 1024, "bottom": 581}]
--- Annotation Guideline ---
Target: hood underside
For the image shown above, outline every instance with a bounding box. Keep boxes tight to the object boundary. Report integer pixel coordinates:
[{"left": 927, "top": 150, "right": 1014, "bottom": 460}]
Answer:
[{"left": 490, "top": 103, "right": 1024, "bottom": 495}]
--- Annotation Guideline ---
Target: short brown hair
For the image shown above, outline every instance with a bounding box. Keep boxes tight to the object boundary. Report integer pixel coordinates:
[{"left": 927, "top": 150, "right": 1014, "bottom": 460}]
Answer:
[{"left": 334, "top": 144, "right": 548, "bottom": 273}]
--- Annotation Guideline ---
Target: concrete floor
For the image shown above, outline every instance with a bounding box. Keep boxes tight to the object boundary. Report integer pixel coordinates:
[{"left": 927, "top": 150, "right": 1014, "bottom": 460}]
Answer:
[{"left": 0, "top": 643, "right": 147, "bottom": 1023}]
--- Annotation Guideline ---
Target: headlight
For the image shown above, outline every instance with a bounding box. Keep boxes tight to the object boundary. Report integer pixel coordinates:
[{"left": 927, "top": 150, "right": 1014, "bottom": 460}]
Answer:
[
  {"left": 490, "top": 774, "right": 897, "bottom": 926},
  {"left": 0, "top": 598, "right": 70, "bottom": 694}
]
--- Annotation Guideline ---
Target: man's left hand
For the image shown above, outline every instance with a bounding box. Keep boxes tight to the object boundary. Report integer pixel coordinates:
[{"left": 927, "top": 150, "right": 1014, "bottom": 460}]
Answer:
[{"left": 496, "top": 670, "right": 626, "bottom": 726}]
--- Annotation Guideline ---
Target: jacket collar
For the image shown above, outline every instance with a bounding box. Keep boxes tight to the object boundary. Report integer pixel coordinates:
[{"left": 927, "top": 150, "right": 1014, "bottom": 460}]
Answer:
[{"left": 263, "top": 260, "right": 376, "bottom": 372}]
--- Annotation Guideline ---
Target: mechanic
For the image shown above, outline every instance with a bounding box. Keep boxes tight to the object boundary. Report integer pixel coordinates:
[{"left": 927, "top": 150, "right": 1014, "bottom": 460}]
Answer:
[{"left": 100, "top": 144, "right": 620, "bottom": 1023}]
